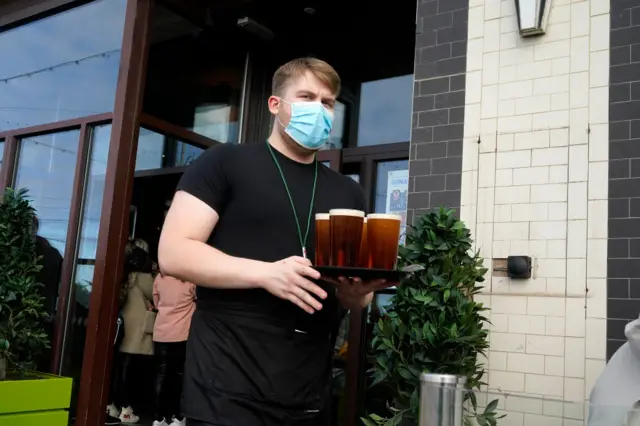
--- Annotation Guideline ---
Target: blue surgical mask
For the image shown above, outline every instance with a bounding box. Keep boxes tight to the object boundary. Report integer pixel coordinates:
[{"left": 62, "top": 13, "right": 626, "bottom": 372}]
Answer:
[{"left": 277, "top": 99, "right": 333, "bottom": 151}]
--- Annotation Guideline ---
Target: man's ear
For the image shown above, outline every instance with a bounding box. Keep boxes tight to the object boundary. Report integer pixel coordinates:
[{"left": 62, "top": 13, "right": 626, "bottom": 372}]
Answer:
[{"left": 267, "top": 95, "right": 280, "bottom": 115}]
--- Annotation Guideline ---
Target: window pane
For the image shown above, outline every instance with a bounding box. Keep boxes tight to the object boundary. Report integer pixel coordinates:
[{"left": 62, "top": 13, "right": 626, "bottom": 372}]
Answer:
[
  {"left": 0, "top": 140, "right": 4, "bottom": 174},
  {"left": 374, "top": 160, "right": 408, "bottom": 244},
  {"left": 0, "top": 0, "right": 127, "bottom": 130},
  {"left": 325, "top": 101, "right": 346, "bottom": 150},
  {"left": 144, "top": 5, "right": 246, "bottom": 143},
  {"left": 357, "top": 75, "right": 413, "bottom": 147},
  {"left": 135, "top": 128, "right": 205, "bottom": 171}
]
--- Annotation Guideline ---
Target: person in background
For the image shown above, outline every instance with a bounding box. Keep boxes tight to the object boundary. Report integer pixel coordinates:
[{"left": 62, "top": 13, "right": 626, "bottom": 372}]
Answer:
[
  {"left": 151, "top": 273, "right": 196, "bottom": 426},
  {"left": 588, "top": 314, "right": 640, "bottom": 426}
]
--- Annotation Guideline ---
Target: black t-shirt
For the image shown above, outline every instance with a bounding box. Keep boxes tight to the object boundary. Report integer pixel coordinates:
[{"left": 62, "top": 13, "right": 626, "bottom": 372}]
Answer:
[{"left": 176, "top": 142, "right": 366, "bottom": 426}]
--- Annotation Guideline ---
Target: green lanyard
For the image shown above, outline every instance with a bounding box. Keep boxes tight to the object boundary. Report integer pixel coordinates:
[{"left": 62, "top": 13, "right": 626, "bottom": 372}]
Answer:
[{"left": 266, "top": 141, "right": 318, "bottom": 259}]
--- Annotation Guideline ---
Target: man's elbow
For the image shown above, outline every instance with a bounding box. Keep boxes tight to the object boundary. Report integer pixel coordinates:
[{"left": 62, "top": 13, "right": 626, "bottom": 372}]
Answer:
[{"left": 157, "top": 236, "right": 181, "bottom": 277}]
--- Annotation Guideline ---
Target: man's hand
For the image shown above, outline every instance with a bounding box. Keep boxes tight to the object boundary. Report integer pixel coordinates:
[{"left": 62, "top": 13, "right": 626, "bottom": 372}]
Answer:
[
  {"left": 258, "top": 256, "right": 327, "bottom": 314},
  {"left": 331, "top": 277, "right": 394, "bottom": 310}
]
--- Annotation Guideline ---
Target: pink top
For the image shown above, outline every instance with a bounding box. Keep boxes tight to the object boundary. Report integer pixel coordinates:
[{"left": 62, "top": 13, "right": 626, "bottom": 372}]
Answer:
[{"left": 152, "top": 274, "right": 196, "bottom": 343}]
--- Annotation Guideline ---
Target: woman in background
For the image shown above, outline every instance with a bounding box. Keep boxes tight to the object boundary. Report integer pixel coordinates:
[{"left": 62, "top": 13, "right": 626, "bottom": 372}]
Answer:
[{"left": 151, "top": 273, "right": 196, "bottom": 426}]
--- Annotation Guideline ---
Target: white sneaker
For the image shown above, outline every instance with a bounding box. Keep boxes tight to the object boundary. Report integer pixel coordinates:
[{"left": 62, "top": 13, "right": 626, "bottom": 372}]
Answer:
[
  {"left": 107, "top": 404, "right": 120, "bottom": 418},
  {"left": 170, "top": 417, "right": 186, "bottom": 426},
  {"left": 152, "top": 420, "right": 169, "bottom": 426},
  {"left": 118, "top": 406, "right": 139, "bottom": 424}
]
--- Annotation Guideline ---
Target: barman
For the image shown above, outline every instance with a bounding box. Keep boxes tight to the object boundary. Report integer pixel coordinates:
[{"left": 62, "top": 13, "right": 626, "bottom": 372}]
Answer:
[{"left": 158, "top": 57, "right": 391, "bottom": 426}]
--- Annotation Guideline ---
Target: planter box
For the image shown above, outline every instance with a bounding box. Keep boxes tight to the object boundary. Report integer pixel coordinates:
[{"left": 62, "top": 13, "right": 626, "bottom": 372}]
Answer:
[{"left": 0, "top": 372, "right": 72, "bottom": 426}]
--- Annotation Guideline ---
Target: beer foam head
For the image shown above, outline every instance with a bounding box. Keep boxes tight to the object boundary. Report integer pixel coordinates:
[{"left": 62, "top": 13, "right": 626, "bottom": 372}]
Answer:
[
  {"left": 315, "top": 213, "right": 330, "bottom": 220},
  {"left": 329, "top": 209, "right": 365, "bottom": 218},
  {"left": 367, "top": 213, "right": 402, "bottom": 221}
]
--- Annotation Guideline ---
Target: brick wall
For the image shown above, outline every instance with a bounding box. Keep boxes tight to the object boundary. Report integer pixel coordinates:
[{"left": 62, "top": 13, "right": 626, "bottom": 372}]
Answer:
[
  {"left": 459, "top": 0, "right": 610, "bottom": 423},
  {"left": 408, "top": 0, "right": 468, "bottom": 223},
  {"left": 607, "top": 0, "right": 640, "bottom": 359}
]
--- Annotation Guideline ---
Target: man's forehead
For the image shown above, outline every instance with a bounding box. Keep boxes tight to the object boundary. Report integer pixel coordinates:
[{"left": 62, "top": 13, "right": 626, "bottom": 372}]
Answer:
[{"left": 287, "top": 72, "right": 335, "bottom": 98}]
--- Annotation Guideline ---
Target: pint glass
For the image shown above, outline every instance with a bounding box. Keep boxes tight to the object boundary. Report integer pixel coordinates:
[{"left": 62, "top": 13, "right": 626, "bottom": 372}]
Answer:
[
  {"left": 329, "top": 209, "right": 365, "bottom": 267},
  {"left": 357, "top": 218, "right": 368, "bottom": 267},
  {"left": 367, "top": 213, "right": 402, "bottom": 270},
  {"left": 315, "top": 213, "right": 331, "bottom": 266}
]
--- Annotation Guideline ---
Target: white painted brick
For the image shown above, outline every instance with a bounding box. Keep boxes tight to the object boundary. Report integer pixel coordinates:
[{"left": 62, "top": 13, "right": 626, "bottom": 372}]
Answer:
[
  {"left": 570, "top": 72, "right": 589, "bottom": 108},
  {"left": 486, "top": 0, "right": 502, "bottom": 20},
  {"left": 530, "top": 241, "right": 548, "bottom": 258},
  {"left": 537, "top": 259, "right": 567, "bottom": 278},
  {"left": 499, "top": 80, "right": 534, "bottom": 100},
  {"left": 535, "top": 39, "right": 571, "bottom": 61},
  {"left": 496, "top": 169, "right": 514, "bottom": 186},
  {"left": 482, "top": 85, "right": 499, "bottom": 119},
  {"left": 495, "top": 204, "right": 512, "bottom": 222},
  {"left": 552, "top": 57, "right": 570, "bottom": 76},
  {"left": 466, "top": 71, "right": 483, "bottom": 104},
  {"left": 511, "top": 240, "right": 531, "bottom": 255},
  {"left": 516, "top": 131, "right": 552, "bottom": 151},
  {"left": 505, "top": 396, "right": 543, "bottom": 415},
  {"left": 588, "top": 200, "right": 608, "bottom": 239},
  {"left": 586, "top": 278, "right": 606, "bottom": 319},
  {"left": 477, "top": 188, "right": 496, "bottom": 222},
  {"left": 513, "top": 166, "right": 549, "bottom": 185},
  {"left": 591, "top": 0, "right": 609, "bottom": 16},
  {"left": 570, "top": 36, "right": 589, "bottom": 73},
  {"left": 546, "top": 22, "right": 571, "bottom": 42},
  {"left": 499, "top": 115, "right": 534, "bottom": 133},
  {"left": 531, "top": 184, "right": 568, "bottom": 202},
  {"left": 591, "top": 14, "right": 609, "bottom": 52},
  {"left": 489, "top": 370, "right": 526, "bottom": 392},
  {"left": 484, "top": 18, "right": 501, "bottom": 53},
  {"left": 585, "top": 318, "right": 607, "bottom": 359},
  {"left": 534, "top": 75, "right": 570, "bottom": 95},
  {"left": 563, "top": 401, "right": 584, "bottom": 421},
  {"left": 492, "top": 313, "right": 510, "bottom": 332},
  {"left": 508, "top": 353, "right": 545, "bottom": 374},
  {"left": 545, "top": 356, "right": 565, "bottom": 376},
  {"left": 492, "top": 295, "right": 528, "bottom": 314},
  {"left": 547, "top": 240, "right": 567, "bottom": 259},
  {"left": 498, "top": 133, "right": 515, "bottom": 151},
  {"left": 551, "top": 92, "right": 570, "bottom": 111},
  {"left": 546, "top": 316, "right": 566, "bottom": 336},
  {"left": 497, "top": 150, "right": 531, "bottom": 168},
  {"left": 543, "top": 402, "right": 564, "bottom": 418},
  {"left": 549, "top": 4, "right": 571, "bottom": 23},
  {"left": 528, "top": 296, "right": 566, "bottom": 316},
  {"left": 501, "top": 15, "right": 520, "bottom": 34},
  {"left": 509, "top": 314, "right": 546, "bottom": 335},
  {"left": 515, "top": 95, "right": 551, "bottom": 115},
  {"left": 493, "top": 239, "right": 511, "bottom": 257},
  {"left": 533, "top": 110, "right": 570, "bottom": 130},
  {"left": 499, "top": 99, "right": 516, "bottom": 117},
  {"left": 494, "top": 222, "right": 530, "bottom": 240},
  {"left": 517, "top": 60, "right": 553, "bottom": 80},
  {"left": 587, "top": 239, "right": 607, "bottom": 278},
  {"left": 481, "top": 118, "right": 498, "bottom": 135},
  {"left": 548, "top": 202, "right": 568, "bottom": 220},
  {"left": 484, "top": 52, "right": 500, "bottom": 85},
  {"left": 568, "top": 181, "right": 588, "bottom": 220},
  {"left": 490, "top": 351, "right": 508, "bottom": 370},
  {"left": 464, "top": 104, "right": 481, "bottom": 138},
  {"left": 525, "top": 373, "right": 564, "bottom": 397},
  {"left": 532, "top": 147, "right": 569, "bottom": 166},
  {"left": 549, "top": 165, "right": 568, "bottom": 183},
  {"left": 467, "top": 38, "right": 484, "bottom": 72},
  {"left": 589, "top": 87, "right": 609, "bottom": 124},
  {"left": 502, "top": 0, "right": 516, "bottom": 17},
  {"left": 479, "top": 153, "right": 496, "bottom": 187},
  {"left": 496, "top": 186, "right": 531, "bottom": 204},
  {"left": 569, "top": 108, "right": 589, "bottom": 145},
  {"left": 567, "top": 220, "right": 587, "bottom": 258},
  {"left": 480, "top": 132, "right": 498, "bottom": 153},
  {"left": 564, "top": 378, "right": 585, "bottom": 403},
  {"left": 512, "top": 203, "right": 548, "bottom": 222},
  {"left": 499, "top": 411, "right": 525, "bottom": 426},
  {"left": 588, "top": 161, "right": 608, "bottom": 200},
  {"left": 550, "top": 128, "right": 570, "bottom": 147},
  {"left": 590, "top": 50, "right": 609, "bottom": 88},
  {"left": 501, "top": 32, "right": 518, "bottom": 50},
  {"left": 530, "top": 221, "right": 567, "bottom": 240},
  {"left": 524, "top": 413, "right": 562, "bottom": 426},
  {"left": 569, "top": 145, "right": 589, "bottom": 182},
  {"left": 589, "top": 123, "right": 608, "bottom": 162},
  {"left": 527, "top": 335, "right": 565, "bottom": 356},
  {"left": 567, "top": 258, "right": 587, "bottom": 295},
  {"left": 565, "top": 337, "right": 586, "bottom": 378},
  {"left": 499, "top": 65, "right": 516, "bottom": 83},
  {"left": 585, "top": 359, "right": 606, "bottom": 397},
  {"left": 565, "top": 300, "right": 586, "bottom": 337},
  {"left": 571, "top": 1, "right": 590, "bottom": 37},
  {"left": 468, "top": 6, "right": 485, "bottom": 39},
  {"left": 492, "top": 332, "right": 527, "bottom": 353},
  {"left": 500, "top": 47, "right": 534, "bottom": 66}
]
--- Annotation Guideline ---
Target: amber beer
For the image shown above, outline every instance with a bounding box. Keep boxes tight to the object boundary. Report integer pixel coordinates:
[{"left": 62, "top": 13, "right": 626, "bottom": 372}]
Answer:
[
  {"left": 357, "top": 218, "right": 368, "bottom": 267},
  {"left": 314, "top": 214, "right": 331, "bottom": 266},
  {"left": 367, "top": 213, "right": 402, "bottom": 270},
  {"left": 329, "top": 209, "right": 365, "bottom": 267}
]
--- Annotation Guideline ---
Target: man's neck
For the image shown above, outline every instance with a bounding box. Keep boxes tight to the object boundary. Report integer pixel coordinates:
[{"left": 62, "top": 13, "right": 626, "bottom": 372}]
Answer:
[{"left": 267, "top": 132, "right": 315, "bottom": 164}]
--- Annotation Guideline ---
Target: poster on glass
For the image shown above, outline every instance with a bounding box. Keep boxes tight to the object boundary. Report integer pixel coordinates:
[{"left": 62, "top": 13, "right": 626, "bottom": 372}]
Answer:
[{"left": 385, "top": 169, "right": 408, "bottom": 245}]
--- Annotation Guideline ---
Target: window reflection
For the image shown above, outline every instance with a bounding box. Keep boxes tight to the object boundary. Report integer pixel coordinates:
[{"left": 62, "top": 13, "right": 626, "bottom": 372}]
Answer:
[
  {"left": 144, "top": 5, "right": 245, "bottom": 143},
  {"left": 0, "top": 140, "right": 4, "bottom": 173},
  {"left": 374, "top": 160, "right": 408, "bottom": 244},
  {"left": 135, "top": 128, "right": 205, "bottom": 171},
  {"left": 325, "top": 101, "right": 346, "bottom": 150},
  {"left": 0, "top": 0, "right": 127, "bottom": 130},
  {"left": 357, "top": 75, "right": 413, "bottom": 147}
]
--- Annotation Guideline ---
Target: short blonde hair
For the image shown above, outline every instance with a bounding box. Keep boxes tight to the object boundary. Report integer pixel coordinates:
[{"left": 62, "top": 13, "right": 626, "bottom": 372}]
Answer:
[{"left": 272, "top": 57, "right": 341, "bottom": 97}]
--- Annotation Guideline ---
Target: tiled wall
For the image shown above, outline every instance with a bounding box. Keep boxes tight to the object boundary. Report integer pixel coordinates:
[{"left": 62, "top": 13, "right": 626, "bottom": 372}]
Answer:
[
  {"left": 607, "top": 0, "right": 640, "bottom": 359},
  {"left": 459, "top": 0, "right": 610, "bottom": 423},
  {"left": 408, "top": 0, "right": 469, "bottom": 222}
]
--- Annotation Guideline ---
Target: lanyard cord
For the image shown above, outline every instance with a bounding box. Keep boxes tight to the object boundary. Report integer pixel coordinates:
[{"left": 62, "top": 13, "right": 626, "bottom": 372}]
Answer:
[{"left": 266, "top": 141, "right": 318, "bottom": 258}]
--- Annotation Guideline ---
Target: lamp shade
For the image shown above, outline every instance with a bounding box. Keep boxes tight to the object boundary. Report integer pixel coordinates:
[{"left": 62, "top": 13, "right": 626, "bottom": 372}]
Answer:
[{"left": 514, "top": 0, "right": 551, "bottom": 36}]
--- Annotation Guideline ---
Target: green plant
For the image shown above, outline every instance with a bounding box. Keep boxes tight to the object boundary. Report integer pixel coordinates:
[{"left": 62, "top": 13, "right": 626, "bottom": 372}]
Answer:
[
  {"left": 0, "top": 188, "right": 49, "bottom": 377},
  {"left": 363, "top": 208, "right": 502, "bottom": 426}
]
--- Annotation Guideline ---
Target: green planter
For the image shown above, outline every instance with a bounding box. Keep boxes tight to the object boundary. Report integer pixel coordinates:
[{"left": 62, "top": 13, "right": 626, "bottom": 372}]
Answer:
[{"left": 0, "top": 372, "right": 72, "bottom": 426}]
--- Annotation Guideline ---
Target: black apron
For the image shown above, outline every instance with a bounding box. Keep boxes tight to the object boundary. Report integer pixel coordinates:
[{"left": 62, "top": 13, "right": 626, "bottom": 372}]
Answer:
[{"left": 182, "top": 294, "right": 341, "bottom": 426}]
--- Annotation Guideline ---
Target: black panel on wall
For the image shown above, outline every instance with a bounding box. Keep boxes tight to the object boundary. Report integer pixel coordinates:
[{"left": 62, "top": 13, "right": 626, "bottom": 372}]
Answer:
[
  {"left": 608, "top": 0, "right": 640, "bottom": 359},
  {"left": 408, "top": 0, "right": 468, "bottom": 224}
]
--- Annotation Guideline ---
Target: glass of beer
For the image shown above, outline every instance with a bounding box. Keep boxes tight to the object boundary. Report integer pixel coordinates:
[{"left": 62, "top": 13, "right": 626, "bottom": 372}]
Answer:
[
  {"left": 329, "top": 209, "right": 365, "bottom": 267},
  {"left": 315, "top": 213, "right": 331, "bottom": 266},
  {"left": 357, "top": 218, "right": 368, "bottom": 267},
  {"left": 367, "top": 213, "right": 402, "bottom": 270}
]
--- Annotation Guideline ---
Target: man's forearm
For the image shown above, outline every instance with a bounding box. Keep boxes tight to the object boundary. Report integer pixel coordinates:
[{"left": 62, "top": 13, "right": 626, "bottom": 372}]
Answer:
[{"left": 158, "top": 237, "right": 265, "bottom": 289}]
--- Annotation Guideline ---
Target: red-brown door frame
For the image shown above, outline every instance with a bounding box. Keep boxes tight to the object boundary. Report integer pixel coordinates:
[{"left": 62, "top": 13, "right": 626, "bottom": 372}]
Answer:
[{"left": 74, "top": 0, "right": 153, "bottom": 424}]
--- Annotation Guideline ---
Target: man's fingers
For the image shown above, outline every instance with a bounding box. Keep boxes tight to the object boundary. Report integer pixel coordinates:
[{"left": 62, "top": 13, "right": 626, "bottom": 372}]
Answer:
[
  {"left": 290, "top": 285, "right": 323, "bottom": 311},
  {"left": 295, "top": 264, "right": 321, "bottom": 280},
  {"left": 288, "top": 294, "right": 315, "bottom": 314},
  {"left": 288, "top": 256, "right": 312, "bottom": 266},
  {"left": 295, "top": 276, "right": 328, "bottom": 299}
]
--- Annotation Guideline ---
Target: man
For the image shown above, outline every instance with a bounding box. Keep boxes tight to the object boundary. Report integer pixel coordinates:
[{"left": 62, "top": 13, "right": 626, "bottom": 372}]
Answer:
[{"left": 159, "top": 58, "right": 388, "bottom": 426}]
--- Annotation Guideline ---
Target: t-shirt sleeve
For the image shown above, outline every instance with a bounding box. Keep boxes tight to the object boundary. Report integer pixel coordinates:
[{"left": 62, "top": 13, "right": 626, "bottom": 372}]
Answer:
[{"left": 176, "top": 143, "right": 234, "bottom": 214}]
